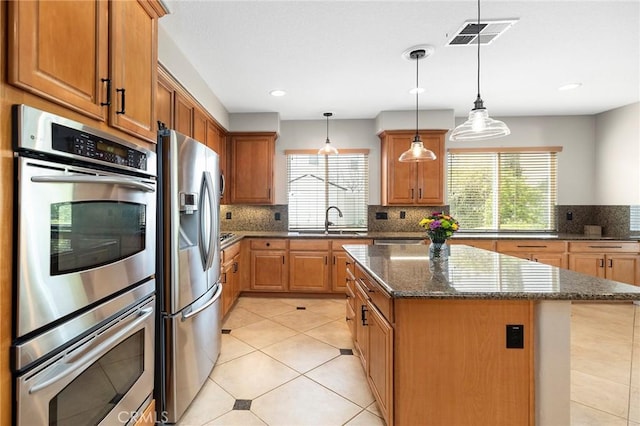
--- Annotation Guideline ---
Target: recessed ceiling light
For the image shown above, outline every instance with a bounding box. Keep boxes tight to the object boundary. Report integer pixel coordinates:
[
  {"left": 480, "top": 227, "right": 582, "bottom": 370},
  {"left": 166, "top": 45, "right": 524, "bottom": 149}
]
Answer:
[
  {"left": 269, "top": 89, "right": 287, "bottom": 97},
  {"left": 409, "top": 87, "right": 425, "bottom": 95},
  {"left": 558, "top": 82, "right": 582, "bottom": 91}
]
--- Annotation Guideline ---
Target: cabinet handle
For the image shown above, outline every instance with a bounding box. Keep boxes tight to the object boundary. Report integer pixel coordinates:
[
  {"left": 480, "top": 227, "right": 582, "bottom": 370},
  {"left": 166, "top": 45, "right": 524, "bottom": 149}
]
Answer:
[
  {"left": 608, "top": 259, "right": 613, "bottom": 268},
  {"left": 282, "top": 255, "right": 285, "bottom": 264},
  {"left": 590, "top": 245, "right": 622, "bottom": 249},
  {"left": 346, "top": 317, "right": 351, "bottom": 321},
  {"left": 599, "top": 259, "right": 605, "bottom": 268},
  {"left": 233, "top": 262, "right": 238, "bottom": 273},
  {"left": 333, "top": 256, "right": 336, "bottom": 265},
  {"left": 100, "top": 78, "right": 111, "bottom": 106},
  {"left": 517, "top": 245, "right": 547, "bottom": 248},
  {"left": 115, "top": 88, "right": 126, "bottom": 114},
  {"left": 419, "top": 188, "right": 422, "bottom": 199},
  {"left": 411, "top": 188, "right": 414, "bottom": 199},
  {"left": 361, "top": 305, "right": 368, "bottom": 326},
  {"left": 222, "top": 272, "right": 227, "bottom": 284},
  {"left": 268, "top": 188, "right": 271, "bottom": 199},
  {"left": 533, "top": 257, "right": 538, "bottom": 262}
]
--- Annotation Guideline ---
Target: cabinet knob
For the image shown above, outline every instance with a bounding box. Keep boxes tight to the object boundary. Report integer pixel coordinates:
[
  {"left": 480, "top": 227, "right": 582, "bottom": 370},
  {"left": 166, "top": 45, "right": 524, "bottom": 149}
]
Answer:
[{"left": 266, "top": 242, "right": 270, "bottom": 247}]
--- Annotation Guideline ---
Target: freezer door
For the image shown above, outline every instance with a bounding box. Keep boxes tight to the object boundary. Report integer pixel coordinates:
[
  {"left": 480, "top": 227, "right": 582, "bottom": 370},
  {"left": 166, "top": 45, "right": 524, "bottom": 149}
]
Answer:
[
  {"left": 164, "top": 131, "right": 221, "bottom": 314},
  {"left": 163, "top": 283, "right": 222, "bottom": 424}
]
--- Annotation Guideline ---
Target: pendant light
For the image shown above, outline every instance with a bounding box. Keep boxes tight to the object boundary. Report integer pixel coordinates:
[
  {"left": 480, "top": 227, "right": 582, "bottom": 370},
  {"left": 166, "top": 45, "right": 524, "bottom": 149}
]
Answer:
[
  {"left": 318, "top": 112, "right": 338, "bottom": 155},
  {"left": 450, "top": 0, "right": 510, "bottom": 141},
  {"left": 398, "top": 49, "right": 437, "bottom": 162}
]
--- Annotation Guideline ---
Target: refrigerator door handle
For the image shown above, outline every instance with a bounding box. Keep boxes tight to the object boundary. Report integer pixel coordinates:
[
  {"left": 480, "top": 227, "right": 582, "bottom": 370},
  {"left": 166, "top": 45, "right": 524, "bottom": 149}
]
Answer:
[
  {"left": 199, "top": 171, "right": 217, "bottom": 271},
  {"left": 220, "top": 173, "right": 225, "bottom": 198},
  {"left": 182, "top": 283, "right": 222, "bottom": 321}
]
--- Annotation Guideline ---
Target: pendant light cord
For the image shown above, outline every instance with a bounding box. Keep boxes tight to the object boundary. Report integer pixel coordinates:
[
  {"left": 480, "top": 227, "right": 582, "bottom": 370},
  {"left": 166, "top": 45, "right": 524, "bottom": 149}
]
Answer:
[
  {"left": 415, "top": 51, "right": 419, "bottom": 138},
  {"left": 326, "top": 114, "right": 329, "bottom": 142},
  {"left": 476, "top": 0, "right": 481, "bottom": 99}
]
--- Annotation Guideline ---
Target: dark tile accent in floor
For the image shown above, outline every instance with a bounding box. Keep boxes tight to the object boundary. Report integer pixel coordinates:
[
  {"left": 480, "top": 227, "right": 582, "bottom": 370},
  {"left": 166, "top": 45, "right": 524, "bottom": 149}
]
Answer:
[
  {"left": 233, "top": 399, "right": 252, "bottom": 410},
  {"left": 221, "top": 329, "right": 231, "bottom": 334},
  {"left": 340, "top": 349, "right": 354, "bottom": 355},
  {"left": 296, "top": 306, "right": 306, "bottom": 310}
]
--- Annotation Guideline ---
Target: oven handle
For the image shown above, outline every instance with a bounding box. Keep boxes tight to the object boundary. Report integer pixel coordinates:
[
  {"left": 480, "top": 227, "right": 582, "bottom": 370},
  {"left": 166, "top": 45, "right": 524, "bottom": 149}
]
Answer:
[
  {"left": 182, "top": 283, "right": 222, "bottom": 321},
  {"left": 28, "top": 306, "right": 153, "bottom": 395},
  {"left": 31, "top": 175, "right": 156, "bottom": 193}
]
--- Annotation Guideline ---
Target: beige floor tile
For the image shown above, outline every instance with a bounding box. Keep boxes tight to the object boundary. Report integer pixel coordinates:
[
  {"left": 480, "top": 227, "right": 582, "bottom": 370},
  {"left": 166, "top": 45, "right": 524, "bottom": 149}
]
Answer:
[
  {"left": 570, "top": 401, "right": 628, "bottom": 426},
  {"left": 344, "top": 409, "right": 386, "bottom": 426},
  {"left": 630, "top": 386, "right": 640, "bottom": 423},
  {"left": 177, "top": 378, "right": 236, "bottom": 426},
  {"left": 222, "top": 307, "right": 266, "bottom": 330},
  {"left": 204, "top": 410, "right": 268, "bottom": 426},
  {"left": 305, "top": 299, "right": 348, "bottom": 320},
  {"left": 306, "top": 355, "right": 375, "bottom": 408},
  {"left": 251, "top": 376, "right": 362, "bottom": 426},
  {"left": 366, "top": 402, "right": 382, "bottom": 418},
  {"left": 261, "top": 333, "right": 341, "bottom": 373},
  {"left": 304, "top": 319, "right": 354, "bottom": 349},
  {"left": 216, "top": 334, "right": 256, "bottom": 365},
  {"left": 235, "top": 297, "right": 298, "bottom": 318},
  {"left": 571, "top": 370, "right": 630, "bottom": 418},
  {"left": 270, "top": 309, "right": 335, "bottom": 332},
  {"left": 279, "top": 297, "right": 338, "bottom": 308},
  {"left": 230, "top": 319, "right": 299, "bottom": 349},
  {"left": 210, "top": 351, "right": 299, "bottom": 400},
  {"left": 632, "top": 335, "right": 640, "bottom": 388},
  {"left": 571, "top": 340, "right": 633, "bottom": 385}
]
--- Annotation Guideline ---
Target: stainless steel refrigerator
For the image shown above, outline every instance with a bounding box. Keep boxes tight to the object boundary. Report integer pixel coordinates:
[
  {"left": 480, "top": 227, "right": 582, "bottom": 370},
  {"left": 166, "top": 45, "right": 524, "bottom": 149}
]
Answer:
[{"left": 157, "top": 129, "right": 223, "bottom": 423}]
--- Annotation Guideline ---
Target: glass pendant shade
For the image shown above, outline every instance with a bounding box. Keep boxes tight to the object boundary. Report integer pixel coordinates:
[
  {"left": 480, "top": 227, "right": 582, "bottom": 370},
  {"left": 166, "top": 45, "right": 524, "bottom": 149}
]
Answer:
[
  {"left": 399, "top": 134, "right": 437, "bottom": 162},
  {"left": 318, "top": 112, "right": 338, "bottom": 155},
  {"left": 450, "top": 101, "right": 510, "bottom": 141}
]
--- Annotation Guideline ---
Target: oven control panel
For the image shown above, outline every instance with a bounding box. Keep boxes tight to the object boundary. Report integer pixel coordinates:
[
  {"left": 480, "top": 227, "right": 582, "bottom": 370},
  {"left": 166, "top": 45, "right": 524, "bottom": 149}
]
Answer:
[{"left": 52, "top": 123, "right": 147, "bottom": 171}]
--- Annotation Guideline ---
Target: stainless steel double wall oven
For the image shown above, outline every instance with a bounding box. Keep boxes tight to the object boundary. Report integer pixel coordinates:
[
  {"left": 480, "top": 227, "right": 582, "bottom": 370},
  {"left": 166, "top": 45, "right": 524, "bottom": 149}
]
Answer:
[{"left": 12, "top": 105, "right": 157, "bottom": 426}]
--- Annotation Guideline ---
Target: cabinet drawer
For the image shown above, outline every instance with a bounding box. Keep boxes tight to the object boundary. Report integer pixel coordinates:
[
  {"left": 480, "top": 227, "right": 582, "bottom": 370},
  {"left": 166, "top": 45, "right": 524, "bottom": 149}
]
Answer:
[
  {"left": 496, "top": 240, "right": 567, "bottom": 253},
  {"left": 356, "top": 264, "right": 393, "bottom": 323},
  {"left": 331, "top": 239, "right": 373, "bottom": 250},
  {"left": 449, "top": 239, "right": 496, "bottom": 251},
  {"left": 568, "top": 241, "right": 640, "bottom": 253},
  {"left": 221, "top": 241, "right": 241, "bottom": 264},
  {"left": 250, "top": 239, "right": 287, "bottom": 250},
  {"left": 289, "top": 239, "right": 330, "bottom": 251}
]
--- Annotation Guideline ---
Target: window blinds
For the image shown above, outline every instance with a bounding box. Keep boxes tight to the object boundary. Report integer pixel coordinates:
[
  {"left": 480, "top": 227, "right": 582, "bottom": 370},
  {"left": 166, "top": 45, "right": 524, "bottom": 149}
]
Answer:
[
  {"left": 287, "top": 152, "right": 369, "bottom": 230},
  {"left": 447, "top": 150, "right": 558, "bottom": 231}
]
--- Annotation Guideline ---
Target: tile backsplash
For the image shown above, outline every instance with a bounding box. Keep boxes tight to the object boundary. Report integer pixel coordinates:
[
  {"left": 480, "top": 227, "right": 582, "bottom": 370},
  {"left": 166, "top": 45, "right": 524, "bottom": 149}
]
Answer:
[{"left": 221, "top": 204, "right": 633, "bottom": 237}]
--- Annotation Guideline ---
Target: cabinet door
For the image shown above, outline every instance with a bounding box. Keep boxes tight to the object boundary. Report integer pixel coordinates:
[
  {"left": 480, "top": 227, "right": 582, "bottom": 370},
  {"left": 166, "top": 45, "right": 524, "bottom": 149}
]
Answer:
[
  {"left": 606, "top": 254, "right": 640, "bottom": 285},
  {"left": 289, "top": 251, "right": 329, "bottom": 292},
  {"left": 569, "top": 254, "right": 606, "bottom": 278},
  {"left": 354, "top": 283, "right": 369, "bottom": 370},
  {"left": 174, "top": 91, "right": 194, "bottom": 136},
  {"left": 382, "top": 133, "right": 416, "bottom": 205},
  {"left": 8, "top": 0, "right": 109, "bottom": 121},
  {"left": 250, "top": 250, "right": 287, "bottom": 291},
  {"left": 221, "top": 260, "right": 234, "bottom": 317},
  {"left": 229, "top": 133, "right": 276, "bottom": 204},
  {"left": 332, "top": 251, "right": 350, "bottom": 293},
  {"left": 193, "top": 108, "right": 207, "bottom": 143},
  {"left": 367, "top": 302, "right": 393, "bottom": 426},
  {"left": 156, "top": 72, "right": 173, "bottom": 130},
  {"left": 416, "top": 132, "right": 444, "bottom": 204},
  {"left": 110, "top": 0, "right": 158, "bottom": 142}
]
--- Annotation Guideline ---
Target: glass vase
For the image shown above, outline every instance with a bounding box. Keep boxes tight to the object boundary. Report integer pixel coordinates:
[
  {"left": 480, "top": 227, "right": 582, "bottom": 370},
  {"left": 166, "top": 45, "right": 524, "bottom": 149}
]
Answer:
[{"left": 428, "top": 239, "right": 449, "bottom": 260}]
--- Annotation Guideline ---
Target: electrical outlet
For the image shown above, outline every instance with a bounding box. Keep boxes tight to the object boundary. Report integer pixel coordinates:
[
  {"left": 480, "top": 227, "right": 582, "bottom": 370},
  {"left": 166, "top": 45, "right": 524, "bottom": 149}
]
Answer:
[
  {"left": 400, "top": 211, "right": 406, "bottom": 219},
  {"left": 275, "top": 212, "right": 281, "bottom": 221},
  {"left": 375, "top": 212, "right": 388, "bottom": 220},
  {"left": 566, "top": 211, "right": 573, "bottom": 221},
  {"left": 225, "top": 212, "right": 232, "bottom": 220},
  {"left": 506, "top": 324, "right": 524, "bottom": 349}
]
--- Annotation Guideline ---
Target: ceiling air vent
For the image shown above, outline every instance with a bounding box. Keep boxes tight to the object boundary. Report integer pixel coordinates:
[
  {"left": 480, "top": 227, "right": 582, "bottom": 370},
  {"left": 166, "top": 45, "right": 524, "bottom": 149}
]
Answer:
[{"left": 447, "top": 19, "right": 518, "bottom": 46}]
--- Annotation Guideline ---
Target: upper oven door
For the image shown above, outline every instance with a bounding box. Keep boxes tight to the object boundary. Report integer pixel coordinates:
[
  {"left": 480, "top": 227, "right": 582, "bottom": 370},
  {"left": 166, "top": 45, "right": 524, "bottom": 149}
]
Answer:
[{"left": 15, "top": 156, "right": 157, "bottom": 339}]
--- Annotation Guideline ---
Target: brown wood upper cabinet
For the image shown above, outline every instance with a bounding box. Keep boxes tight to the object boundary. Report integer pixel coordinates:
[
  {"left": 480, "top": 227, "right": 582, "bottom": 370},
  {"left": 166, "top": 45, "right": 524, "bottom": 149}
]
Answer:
[
  {"left": 8, "top": 0, "right": 165, "bottom": 143},
  {"left": 379, "top": 130, "right": 447, "bottom": 205},
  {"left": 229, "top": 132, "right": 277, "bottom": 204}
]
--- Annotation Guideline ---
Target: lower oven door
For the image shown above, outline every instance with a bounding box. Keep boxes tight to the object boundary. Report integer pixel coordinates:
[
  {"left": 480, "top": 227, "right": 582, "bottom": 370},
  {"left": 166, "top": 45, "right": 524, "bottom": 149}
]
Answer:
[{"left": 16, "top": 296, "right": 155, "bottom": 426}]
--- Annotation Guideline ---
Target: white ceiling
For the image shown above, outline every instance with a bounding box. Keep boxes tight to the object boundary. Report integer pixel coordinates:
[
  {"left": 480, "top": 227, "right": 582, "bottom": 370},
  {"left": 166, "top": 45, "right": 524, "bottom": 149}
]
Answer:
[{"left": 159, "top": 1, "right": 640, "bottom": 121}]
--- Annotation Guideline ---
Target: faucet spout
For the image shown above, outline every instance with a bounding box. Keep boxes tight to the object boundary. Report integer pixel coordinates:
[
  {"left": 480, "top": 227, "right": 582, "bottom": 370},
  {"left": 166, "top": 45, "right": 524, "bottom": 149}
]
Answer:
[{"left": 325, "top": 206, "right": 343, "bottom": 234}]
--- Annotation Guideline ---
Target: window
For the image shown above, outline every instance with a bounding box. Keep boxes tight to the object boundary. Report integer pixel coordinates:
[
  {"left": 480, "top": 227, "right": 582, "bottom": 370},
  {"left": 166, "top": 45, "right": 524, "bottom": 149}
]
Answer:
[
  {"left": 287, "top": 150, "right": 369, "bottom": 230},
  {"left": 447, "top": 147, "right": 560, "bottom": 232},
  {"left": 631, "top": 206, "right": 640, "bottom": 231}
]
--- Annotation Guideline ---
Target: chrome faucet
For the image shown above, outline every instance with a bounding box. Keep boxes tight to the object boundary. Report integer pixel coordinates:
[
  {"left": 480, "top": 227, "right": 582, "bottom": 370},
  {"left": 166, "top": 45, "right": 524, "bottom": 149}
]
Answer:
[{"left": 325, "top": 206, "right": 343, "bottom": 234}]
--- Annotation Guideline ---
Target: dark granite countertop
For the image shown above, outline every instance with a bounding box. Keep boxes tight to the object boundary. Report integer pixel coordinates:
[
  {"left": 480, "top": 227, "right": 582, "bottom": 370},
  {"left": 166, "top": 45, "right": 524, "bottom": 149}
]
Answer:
[{"left": 342, "top": 244, "right": 640, "bottom": 301}]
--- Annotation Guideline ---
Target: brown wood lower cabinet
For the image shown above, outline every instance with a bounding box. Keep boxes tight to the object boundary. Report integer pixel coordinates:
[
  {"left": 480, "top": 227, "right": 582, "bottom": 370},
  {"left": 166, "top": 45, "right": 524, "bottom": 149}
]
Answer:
[
  {"left": 289, "top": 240, "right": 330, "bottom": 292},
  {"left": 497, "top": 240, "right": 568, "bottom": 268},
  {"left": 221, "top": 241, "right": 241, "bottom": 317},
  {"left": 346, "top": 255, "right": 533, "bottom": 426},
  {"left": 568, "top": 241, "right": 640, "bottom": 285},
  {"left": 332, "top": 239, "right": 372, "bottom": 292},
  {"left": 249, "top": 239, "right": 288, "bottom": 291}
]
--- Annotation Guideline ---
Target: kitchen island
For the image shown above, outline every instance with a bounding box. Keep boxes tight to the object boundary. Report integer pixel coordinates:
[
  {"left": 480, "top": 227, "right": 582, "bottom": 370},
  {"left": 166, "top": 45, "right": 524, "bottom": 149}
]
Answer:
[{"left": 343, "top": 244, "right": 640, "bottom": 426}]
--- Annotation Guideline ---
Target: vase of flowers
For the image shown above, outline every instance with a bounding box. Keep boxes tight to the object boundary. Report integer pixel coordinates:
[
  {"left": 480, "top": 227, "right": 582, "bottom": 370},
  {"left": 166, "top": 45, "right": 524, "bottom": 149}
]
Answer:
[{"left": 419, "top": 212, "right": 460, "bottom": 260}]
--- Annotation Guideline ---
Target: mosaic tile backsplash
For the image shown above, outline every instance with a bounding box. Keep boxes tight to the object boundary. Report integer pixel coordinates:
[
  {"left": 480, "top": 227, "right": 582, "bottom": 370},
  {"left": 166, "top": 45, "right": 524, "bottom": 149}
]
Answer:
[{"left": 221, "top": 204, "right": 633, "bottom": 236}]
